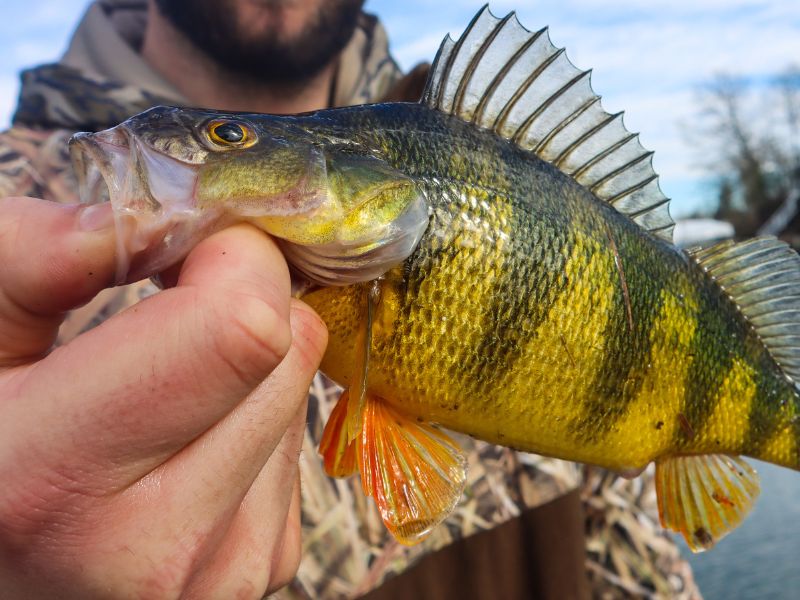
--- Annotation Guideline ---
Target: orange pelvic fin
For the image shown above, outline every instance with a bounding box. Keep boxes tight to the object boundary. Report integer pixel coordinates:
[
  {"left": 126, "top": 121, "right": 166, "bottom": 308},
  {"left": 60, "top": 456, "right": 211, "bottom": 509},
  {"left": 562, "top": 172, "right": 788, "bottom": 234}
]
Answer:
[
  {"left": 319, "top": 390, "right": 359, "bottom": 478},
  {"left": 359, "top": 396, "right": 467, "bottom": 545},
  {"left": 655, "top": 454, "right": 760, "bottom": 552}
]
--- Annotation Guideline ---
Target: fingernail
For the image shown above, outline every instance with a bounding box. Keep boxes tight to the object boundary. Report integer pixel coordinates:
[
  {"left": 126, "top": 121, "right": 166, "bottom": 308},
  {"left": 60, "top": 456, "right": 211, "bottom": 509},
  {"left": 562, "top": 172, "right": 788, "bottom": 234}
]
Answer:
[{"left": 78, "top": 203, "right": 115, "bottom": 231}]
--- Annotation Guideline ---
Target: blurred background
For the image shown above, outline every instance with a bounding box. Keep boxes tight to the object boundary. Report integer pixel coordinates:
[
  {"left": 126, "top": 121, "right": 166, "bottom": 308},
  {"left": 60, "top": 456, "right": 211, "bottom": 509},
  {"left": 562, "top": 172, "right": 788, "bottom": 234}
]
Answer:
[{"left": 1, "top": 1, "right": 798, "bottom": 598}]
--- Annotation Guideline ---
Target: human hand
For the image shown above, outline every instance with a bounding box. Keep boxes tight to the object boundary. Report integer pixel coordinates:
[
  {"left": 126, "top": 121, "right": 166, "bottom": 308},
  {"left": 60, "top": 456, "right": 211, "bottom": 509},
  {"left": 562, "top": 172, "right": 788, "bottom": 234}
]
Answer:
[{"left": 0, "top": 197, "right": 327, "bottom": 598}]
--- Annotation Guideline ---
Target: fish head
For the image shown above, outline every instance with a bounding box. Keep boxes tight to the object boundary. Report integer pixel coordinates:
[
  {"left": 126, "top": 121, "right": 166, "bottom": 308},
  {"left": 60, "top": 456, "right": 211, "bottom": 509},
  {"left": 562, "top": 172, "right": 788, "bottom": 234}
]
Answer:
[{"left": 69, "top": 105, "right": 429, "bottom": 285}]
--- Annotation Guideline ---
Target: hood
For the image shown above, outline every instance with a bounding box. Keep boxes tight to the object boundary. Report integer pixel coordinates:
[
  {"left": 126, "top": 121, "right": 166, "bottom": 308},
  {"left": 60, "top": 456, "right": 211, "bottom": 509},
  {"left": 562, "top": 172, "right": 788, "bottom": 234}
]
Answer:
[{"left": 13, "top": 0, "right": 402, "bottom": 131}]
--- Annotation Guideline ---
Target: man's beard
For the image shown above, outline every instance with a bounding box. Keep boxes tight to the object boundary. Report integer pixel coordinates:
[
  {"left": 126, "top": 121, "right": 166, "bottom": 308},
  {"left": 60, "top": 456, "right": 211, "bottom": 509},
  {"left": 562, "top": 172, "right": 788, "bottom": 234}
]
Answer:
[{"left": 153, "top": 0, "right": 365, "bottom": 84}]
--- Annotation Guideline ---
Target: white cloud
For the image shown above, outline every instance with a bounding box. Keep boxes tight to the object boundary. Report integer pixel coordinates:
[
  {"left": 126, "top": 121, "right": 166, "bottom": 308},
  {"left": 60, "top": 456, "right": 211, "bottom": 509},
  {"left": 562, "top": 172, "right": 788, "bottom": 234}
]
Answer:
[
  {"left": 0, "top": 1, "right": 87, "bottom": 128},
  {"left": 1, "top": 0, "right": 88, "bottom": 30},
  {"left": 11, "top": 40, "right": 68, "bottom": 65}
]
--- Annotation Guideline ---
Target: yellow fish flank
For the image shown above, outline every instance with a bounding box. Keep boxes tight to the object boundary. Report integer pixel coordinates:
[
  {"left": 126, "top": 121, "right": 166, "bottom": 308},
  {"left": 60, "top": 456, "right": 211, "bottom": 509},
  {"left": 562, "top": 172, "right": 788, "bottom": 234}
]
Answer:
[
  {"left": 304, "top": 11, "right": 800, "bottom": 551},
  {"left": 69, "top": 7, "right": 800, "bottom": 553}
]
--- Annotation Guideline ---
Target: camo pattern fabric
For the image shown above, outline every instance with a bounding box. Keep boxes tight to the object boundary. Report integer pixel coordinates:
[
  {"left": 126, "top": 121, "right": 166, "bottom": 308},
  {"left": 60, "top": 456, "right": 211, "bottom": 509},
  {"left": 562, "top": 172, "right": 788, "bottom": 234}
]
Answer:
[
  {"left": 14, "top": 64, "right": 175, "bottom": 132},
  {"left": 0, "top": 1, "right": 701, "bottom": 598}
]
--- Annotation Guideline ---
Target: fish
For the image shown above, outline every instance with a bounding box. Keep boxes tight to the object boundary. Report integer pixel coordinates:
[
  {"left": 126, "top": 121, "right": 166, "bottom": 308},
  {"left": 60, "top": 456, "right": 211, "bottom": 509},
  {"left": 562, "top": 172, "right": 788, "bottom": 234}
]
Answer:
[{"left": 69, "top": 6, "right": 800, "bottom": 553}]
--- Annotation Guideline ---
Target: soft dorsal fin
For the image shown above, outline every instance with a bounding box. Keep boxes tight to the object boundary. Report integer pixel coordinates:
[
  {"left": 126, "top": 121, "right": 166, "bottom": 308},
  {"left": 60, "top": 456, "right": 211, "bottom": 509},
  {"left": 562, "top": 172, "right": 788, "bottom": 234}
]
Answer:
[
  {"left": 421, "top": 5, "right": 674, "bottom": 242},
  {"left": 690, "top": 237, "right": 800, "bottom": 386}
]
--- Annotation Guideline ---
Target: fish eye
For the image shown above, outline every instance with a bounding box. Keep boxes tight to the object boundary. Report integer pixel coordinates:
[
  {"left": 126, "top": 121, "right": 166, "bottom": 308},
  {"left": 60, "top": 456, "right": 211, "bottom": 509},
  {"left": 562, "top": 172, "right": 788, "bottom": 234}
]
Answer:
[{"left": 207, "top": 119, "right": 255, "bottom": 148}]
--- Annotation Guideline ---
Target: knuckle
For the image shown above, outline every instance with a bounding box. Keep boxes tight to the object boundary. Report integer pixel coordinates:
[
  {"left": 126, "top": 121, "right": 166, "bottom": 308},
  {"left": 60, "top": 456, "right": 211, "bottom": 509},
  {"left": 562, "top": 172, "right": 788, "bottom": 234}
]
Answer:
[{"left": 130, "top": 530, "right": 210, "bottom": 599}]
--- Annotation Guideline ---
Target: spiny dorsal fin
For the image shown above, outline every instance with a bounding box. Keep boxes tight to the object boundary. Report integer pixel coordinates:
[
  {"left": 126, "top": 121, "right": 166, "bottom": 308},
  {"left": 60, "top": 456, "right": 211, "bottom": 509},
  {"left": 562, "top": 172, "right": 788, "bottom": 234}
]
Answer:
[
  {"left": 421, "top": 5, "right": 674, "bottom": 242},
  {"left": 690, "top": 237, "right": 800, "bottom": 386}
]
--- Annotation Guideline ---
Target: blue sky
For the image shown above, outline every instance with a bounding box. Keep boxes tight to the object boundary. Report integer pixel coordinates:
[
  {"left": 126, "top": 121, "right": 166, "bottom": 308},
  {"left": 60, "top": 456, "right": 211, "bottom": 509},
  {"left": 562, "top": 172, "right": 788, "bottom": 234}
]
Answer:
[{"left": 1, "top": 1, "right": 799, "bottom": 216}]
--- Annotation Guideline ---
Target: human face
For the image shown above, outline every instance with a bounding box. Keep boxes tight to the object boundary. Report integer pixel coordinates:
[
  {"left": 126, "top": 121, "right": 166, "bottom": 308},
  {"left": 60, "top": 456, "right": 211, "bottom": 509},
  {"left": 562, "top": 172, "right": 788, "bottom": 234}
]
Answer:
[{"left": 153, "top": 0, "right": 365, "bottom": 83}]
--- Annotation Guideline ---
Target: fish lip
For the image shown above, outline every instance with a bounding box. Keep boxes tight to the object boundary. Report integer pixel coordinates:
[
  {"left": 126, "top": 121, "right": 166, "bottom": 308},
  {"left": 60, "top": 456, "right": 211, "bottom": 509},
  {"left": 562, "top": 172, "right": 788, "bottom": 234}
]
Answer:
[
  {"left": 69, "top": 126, "right": 166, "bottom": 213},
  {"left": 68, "top": 126, "right": 208, "bottom": 284},
  {"left": 69, "top": 128, "right": 131, "bottom": 206}
]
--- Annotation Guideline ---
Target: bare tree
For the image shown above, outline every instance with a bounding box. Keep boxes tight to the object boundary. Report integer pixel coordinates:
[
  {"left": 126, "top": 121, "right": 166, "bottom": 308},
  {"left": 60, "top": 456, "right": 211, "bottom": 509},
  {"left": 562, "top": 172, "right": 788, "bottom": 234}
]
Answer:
[{"left": 693, "top": 66, "right": 800, "bottom": 245}]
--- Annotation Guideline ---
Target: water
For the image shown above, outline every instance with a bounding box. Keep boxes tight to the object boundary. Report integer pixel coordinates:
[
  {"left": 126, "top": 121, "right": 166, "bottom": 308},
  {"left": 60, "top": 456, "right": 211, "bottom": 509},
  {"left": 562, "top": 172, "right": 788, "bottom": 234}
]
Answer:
[{"left": 679, "top": 461, "right": 800, "bottom": 599}]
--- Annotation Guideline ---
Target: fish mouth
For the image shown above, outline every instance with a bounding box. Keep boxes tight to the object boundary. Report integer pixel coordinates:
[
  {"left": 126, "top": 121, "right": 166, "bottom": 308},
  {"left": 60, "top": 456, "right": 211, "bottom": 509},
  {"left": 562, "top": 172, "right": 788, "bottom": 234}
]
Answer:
[
  {"left": 69, "top": 127, "right": 130, "bottom": 207},
  {"left": 69, "top": 127, "right": 326, "bottom": 295},
  {"left": 69, "top": 127, "right": 214, "bottom": 283},
  {"left": 69, "top": 125, "right": 199, "bottom": 213}
]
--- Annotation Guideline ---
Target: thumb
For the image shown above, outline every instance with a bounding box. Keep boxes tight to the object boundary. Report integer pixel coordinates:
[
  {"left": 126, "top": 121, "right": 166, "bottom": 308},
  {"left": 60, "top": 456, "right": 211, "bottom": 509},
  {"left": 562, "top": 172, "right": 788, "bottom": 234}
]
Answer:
[{"left": 0, "top": 197, "right": 117, "bottom": 366}]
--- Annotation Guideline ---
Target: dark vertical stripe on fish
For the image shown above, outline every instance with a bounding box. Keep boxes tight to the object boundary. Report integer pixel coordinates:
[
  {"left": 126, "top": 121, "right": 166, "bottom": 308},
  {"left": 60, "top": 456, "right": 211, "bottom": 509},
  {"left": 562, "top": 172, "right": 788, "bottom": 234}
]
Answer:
[
  {"left": 677, "top": 285, "right": 739, "bottom": 448},
  {"left": 743, "top": 342, "right": 795, "bottom": 456},
  {"left": 574, "top": 217, "right": 666, "bottom": 442},
  {"left": 469, "top": 188, "right": 573, "bottom": 395}
]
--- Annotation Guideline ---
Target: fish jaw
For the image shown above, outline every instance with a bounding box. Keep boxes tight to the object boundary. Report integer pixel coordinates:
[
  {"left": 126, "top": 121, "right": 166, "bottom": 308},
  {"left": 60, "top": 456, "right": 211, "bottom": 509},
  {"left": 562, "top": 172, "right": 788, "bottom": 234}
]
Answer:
[{"left": 69, "top": 126, "right": 222, "bottom": 283}]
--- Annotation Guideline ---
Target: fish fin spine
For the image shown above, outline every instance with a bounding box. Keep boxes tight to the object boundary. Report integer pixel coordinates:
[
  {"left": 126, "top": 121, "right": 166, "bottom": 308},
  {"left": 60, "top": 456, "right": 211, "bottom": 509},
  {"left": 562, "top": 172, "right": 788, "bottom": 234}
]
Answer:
[
  {"left": 655, "top": 454, "right": 759, "bottom": 552},
  {"left": 420, "top": 5, "right": 674, "bottom": 242}
]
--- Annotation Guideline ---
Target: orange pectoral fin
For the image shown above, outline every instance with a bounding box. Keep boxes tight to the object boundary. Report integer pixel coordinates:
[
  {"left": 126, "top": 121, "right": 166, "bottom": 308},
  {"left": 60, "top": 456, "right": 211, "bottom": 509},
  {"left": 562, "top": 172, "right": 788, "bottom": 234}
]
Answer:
[
  {"left": 319, "top": 390, "right": 359, "bottom": 478},
  {"left": 359, "top": 396, "right": 467, "bottom": 545}
]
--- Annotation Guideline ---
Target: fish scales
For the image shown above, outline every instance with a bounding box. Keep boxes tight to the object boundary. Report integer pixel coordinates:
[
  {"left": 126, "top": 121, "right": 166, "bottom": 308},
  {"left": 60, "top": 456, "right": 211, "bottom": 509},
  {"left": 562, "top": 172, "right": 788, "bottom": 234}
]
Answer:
[
  {"left": 299, "top": 103, "right": 800, "bottom": 471},
  {"left": 69, "top": 6, "right": 800, "bottom": 550}
]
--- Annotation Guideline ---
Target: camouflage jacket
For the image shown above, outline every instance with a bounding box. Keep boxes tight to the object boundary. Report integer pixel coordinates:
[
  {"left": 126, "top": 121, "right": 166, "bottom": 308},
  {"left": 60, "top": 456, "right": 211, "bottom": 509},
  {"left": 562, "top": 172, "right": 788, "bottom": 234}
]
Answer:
[{"left": 0, "top": 1, "right": 700, "bottom": 598}]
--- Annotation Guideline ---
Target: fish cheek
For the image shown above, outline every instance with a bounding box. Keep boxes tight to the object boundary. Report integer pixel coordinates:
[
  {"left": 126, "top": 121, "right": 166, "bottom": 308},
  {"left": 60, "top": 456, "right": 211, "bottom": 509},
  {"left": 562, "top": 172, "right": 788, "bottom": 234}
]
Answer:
[{"left": 195, "top": 147, "right": 331, "bottom": 222}]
